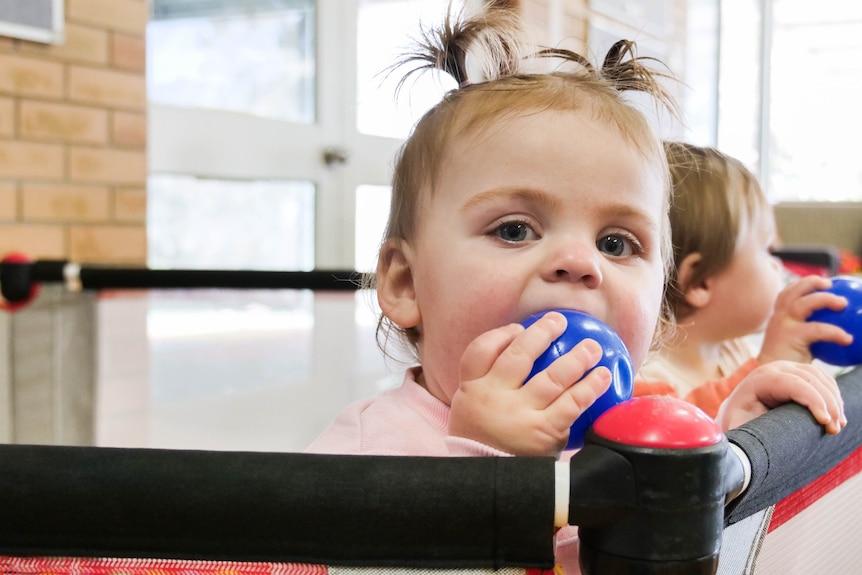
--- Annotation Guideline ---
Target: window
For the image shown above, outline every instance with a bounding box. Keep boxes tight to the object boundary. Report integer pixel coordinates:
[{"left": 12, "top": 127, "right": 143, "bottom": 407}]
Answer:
[
  {"left": 148, "top": 0, "right": 314, "bottom": 123},
  {"left": 352, "top": 0, "right": 458, "bottom": 270},
  {"left": 148, "top": 0, "right": 457, "bottom": 271},
  {"left": 716, "top": 0, "right": 763, "bottom": 177},
  {"left": 356, "top": 0, "right": 457, "bottom": 139},
  {"left": 715, "top": 0, "right": 862, "bottom": 202},
  {"left": 683, "top": 0, "right": 720, "bottom": 146},
  {"left": 148, "top": 0, "right": 319, "bottom": 271},
  {"left": 0, "top": 0, "right": 64, "bottom": 44},
  {"left": 766, "top": 0, "right": 862, "bottom": 201},
  {"left": 148, "top": 175, "right": 315, "bottom": 271}
]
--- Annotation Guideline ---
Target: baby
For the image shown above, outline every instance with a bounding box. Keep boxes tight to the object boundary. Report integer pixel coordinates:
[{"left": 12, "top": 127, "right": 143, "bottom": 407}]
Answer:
[
  {"left": 636, "top": 141, "right": 849, "bottom": 432},
  {"left": 307, "top": 6, "right": 844, "bottom": 573}
]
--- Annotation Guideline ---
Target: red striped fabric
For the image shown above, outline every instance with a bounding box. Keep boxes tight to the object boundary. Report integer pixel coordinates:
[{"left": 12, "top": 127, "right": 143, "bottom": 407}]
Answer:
[
  {"left": 768, "top": 444, "right": 862, "bottom": 532},
  {"left": 0, "top": 557, "right": 543, "bottom": 575},
  {"left": 753, "top": 445, "right": 862, "bottom": 573},
  {"left": 0, "top": 556, "right": 327, "bottom": 575}
]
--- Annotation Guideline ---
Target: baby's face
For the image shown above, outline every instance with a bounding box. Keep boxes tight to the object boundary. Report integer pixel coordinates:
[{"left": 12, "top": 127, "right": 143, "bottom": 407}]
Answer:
[
  {"left": 704, "top": 205, "right": 784, "bottom": 336},
  {"left": 403, "top": 108, "right": 667, "bottom": 402}
]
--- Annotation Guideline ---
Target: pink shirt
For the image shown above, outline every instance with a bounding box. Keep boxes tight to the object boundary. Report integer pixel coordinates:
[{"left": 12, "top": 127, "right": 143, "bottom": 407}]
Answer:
[{"left": 305, "top": 366, "right": 582, "bottom": 574}]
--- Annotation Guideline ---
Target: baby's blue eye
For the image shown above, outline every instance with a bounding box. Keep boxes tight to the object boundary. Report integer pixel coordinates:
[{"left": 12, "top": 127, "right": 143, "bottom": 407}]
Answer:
[
  {"left": 497, "top": 222, "right": 530, "bottom": 242},
  {"left": 597, "top": 235, "right": 628, "bottom": 256}
]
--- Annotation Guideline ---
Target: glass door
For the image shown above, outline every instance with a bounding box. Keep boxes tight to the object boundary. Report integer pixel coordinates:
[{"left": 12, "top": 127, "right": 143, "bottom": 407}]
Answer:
[{"left": 95, "top": 0, "right": 457, "bottom": 451}]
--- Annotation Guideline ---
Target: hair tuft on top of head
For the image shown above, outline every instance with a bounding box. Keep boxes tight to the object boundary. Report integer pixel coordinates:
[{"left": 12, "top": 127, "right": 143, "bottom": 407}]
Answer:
[
  {"left": 389, "top": 2, "right": 528, "bottom": 95},
  {"left": 598, "top": 39, "right": 681, "bottom": 120},
  {"left": 529, "top": 39, "right": 679, "bottom": 123}
]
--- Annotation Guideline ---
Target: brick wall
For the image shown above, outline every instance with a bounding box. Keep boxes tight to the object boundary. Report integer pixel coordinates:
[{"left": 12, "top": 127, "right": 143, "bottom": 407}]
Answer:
[{"left": 0, "top": 0, "right": 148, "bottom": 265}]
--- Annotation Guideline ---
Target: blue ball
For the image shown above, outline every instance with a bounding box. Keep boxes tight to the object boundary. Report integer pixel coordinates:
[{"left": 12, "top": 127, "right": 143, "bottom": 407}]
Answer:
[
  {"left": 521, "top": 309, "right": 634, "bottom": 449},
  {"left": 809, "top": 276, "right": 862, "bottom": 367}
]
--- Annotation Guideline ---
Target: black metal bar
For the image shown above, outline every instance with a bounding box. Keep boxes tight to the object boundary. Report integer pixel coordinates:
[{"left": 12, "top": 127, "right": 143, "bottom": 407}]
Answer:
[
  {"left": 1, "top": 258, "right": 364, "bottom": 303},
  {"left": 76, "top": 267, "right": 362, "bottom": 291},
  {"left": 29, "top": 259, "right": 68, "bottom": 282},
  {"left": 772, "top": 245, "right": 841, "bottom": 276}
]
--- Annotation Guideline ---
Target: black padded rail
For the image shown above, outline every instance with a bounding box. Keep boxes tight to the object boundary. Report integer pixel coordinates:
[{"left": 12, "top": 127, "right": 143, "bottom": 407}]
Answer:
[
  {"left": 1, "top": 368, "right": 862, "bottom": 570},
  {"left": 725, "top": 365, "right": 862, "bottom": 525},
  {"left": 0, "top": 446, "right": 555, "bottom": 569}
]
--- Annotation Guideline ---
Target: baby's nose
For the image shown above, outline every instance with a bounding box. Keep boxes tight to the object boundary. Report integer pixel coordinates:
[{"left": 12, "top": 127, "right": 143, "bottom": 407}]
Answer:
[{"left": 546, "top": 242, "right": 603, "bottom": 288}]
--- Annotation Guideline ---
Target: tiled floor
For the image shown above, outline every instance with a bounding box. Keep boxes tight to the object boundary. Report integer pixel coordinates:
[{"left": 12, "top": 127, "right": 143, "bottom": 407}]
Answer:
[{"left": 94, "top": 289, "right": 404, "bottom": 453}]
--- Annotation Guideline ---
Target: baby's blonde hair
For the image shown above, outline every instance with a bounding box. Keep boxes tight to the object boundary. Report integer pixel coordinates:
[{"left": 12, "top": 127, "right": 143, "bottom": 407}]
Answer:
[
  {"left": 663, "top": 141, "right": 773, "bottom": 320},
  {"left": 371, "top": 3, "right": 680, "bottom": 356}
]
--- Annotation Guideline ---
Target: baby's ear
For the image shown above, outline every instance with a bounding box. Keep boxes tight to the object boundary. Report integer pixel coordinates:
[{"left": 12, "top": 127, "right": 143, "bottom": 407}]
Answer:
[
  {"left": 677, "top": 252, "right": 711, "bottom": 309},
  {"left": 376, "top": 239, "right": 421, "bottom": 328}
]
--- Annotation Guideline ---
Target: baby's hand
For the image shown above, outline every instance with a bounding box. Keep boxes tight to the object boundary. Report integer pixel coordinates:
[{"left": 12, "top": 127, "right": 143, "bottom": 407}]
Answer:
[
  {"left": 759, "top": 275, "right": 853, "bottom": 364},
  {"left": 448, "top": 311, "right": 612, "bottom": 456},
  {"left": 716, "top": 360, "right": 846, "bottom": 433}
]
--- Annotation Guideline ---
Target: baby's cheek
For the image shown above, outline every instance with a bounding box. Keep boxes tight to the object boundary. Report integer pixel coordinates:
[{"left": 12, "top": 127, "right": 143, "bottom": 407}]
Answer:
[{"left": 618, "top": 304, "right": 662, "bottom": 370}]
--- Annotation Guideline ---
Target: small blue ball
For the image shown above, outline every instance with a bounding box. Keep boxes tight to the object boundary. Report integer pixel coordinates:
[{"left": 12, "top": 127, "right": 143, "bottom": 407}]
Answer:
[
  {"left": 809, "top": 276, "right": 862, "bottom": 367},
  {"left": 521, "top": 309, "right": 634, "bottom": 449}
]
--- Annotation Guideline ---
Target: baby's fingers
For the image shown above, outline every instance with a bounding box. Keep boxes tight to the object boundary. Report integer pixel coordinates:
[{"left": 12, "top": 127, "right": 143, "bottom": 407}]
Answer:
[
  {"left": 465, "top": 311, "right": 582, "bottom": 392},
  {"left": 805, "top": 321, "right": 854, "bottom": 347},
  {"left": 806, "top": 367, "right": 846, "bottom": 433},
  {"left": 780, "top": 365, "right": 845, "bottom": 434},
  {"left": 544, "top": 365, "right": 612, "bottom": 433},
  {"left": 459, "top": 323, "right": 526, "bottom": 383},
  {"left": 777, "top": 275, "right": 833, "bottom": 306},
  {"left": 490, "top": 312, "right": 572, "bottom": 384},
  {"left": 521, "top": 337, "right": 604, "bottom": 408}
]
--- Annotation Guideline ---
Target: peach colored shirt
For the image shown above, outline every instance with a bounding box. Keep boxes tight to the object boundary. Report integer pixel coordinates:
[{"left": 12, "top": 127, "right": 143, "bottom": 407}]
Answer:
[{"left": 634, "top": 338, "right": 760, "bottom": 418}]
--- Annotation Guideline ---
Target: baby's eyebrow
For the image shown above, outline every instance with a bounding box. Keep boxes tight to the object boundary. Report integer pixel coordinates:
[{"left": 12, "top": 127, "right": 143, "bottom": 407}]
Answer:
[
  {"left": 595, "top": 202, "right": 659, "bottom": 232},
  {"left": 461, "top": 188, "right": 560, "bottom": 212}
]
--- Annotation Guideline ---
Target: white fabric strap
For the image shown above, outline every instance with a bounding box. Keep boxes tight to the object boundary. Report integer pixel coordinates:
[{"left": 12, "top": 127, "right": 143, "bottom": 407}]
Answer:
[{"left": 554, "top": 460, "right": 570, "bottom": 527}]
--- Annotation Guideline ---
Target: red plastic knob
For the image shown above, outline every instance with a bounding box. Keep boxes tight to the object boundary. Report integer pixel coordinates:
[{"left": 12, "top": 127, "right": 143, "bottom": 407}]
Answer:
[{"left": 592, "top": 395, "right": 724, "bottom": 449}]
